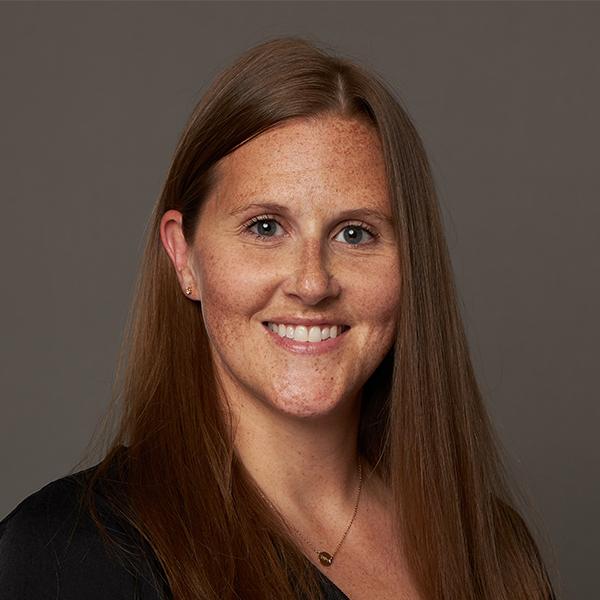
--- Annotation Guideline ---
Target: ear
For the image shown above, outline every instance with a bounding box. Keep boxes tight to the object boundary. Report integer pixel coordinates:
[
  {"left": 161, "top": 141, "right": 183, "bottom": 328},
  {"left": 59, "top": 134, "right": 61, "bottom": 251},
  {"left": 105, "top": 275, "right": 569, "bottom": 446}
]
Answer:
[{"left": 159, "top": 209, "right": 201, "bottom": 301}]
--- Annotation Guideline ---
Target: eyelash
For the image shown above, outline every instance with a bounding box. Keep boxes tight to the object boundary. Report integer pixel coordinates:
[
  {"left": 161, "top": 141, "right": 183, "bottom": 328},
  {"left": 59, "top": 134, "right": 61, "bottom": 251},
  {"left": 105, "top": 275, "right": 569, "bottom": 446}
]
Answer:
[{"left": 242, "top": 214, "right": 380, "bottom": 247}]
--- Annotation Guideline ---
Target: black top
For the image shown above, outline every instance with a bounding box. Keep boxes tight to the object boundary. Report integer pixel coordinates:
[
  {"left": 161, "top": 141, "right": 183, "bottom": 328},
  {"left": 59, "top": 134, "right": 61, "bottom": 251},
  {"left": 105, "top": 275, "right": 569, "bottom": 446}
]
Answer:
[{"left": 0, "top": 462, "right": 349, "bottom": 600}]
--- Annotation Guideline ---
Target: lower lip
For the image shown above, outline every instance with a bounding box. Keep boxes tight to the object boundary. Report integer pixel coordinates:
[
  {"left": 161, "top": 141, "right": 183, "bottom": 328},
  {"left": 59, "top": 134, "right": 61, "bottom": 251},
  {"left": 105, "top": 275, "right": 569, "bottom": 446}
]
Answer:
[{"left": 262, "top": 323, "right": 351, "bottom": 355}]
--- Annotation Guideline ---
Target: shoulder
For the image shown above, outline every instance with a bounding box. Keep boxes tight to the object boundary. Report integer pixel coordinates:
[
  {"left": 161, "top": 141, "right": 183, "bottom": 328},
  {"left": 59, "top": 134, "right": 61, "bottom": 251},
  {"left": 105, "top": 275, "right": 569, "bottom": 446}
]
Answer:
[{"left": 0, "top": 456, "right": 169, "bottom": 600}]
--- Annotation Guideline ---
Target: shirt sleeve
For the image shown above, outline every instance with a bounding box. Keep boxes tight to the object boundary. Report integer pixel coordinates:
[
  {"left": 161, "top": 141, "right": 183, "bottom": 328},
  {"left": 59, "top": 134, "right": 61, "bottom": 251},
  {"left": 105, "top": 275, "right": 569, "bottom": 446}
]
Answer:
[
  {"left": 0, "top": 492, "right": 59, "bottom": 600},
  {"left": 0, "top": 476, "right": 166, "bottom": 600}
]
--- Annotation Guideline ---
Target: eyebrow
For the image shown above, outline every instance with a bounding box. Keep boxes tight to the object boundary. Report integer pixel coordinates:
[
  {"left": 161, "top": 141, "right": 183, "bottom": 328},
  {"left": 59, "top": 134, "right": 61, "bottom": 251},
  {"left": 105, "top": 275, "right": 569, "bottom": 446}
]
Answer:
[{"left": 228, "top": 202, "right": 393, "bottom": 225}]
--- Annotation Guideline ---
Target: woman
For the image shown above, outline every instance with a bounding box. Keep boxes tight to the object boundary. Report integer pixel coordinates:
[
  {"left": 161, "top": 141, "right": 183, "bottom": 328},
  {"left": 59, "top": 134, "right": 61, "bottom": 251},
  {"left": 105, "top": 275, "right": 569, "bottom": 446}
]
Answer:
[{"left": 0, "top": 36, "right": 557, "bottom": 600}]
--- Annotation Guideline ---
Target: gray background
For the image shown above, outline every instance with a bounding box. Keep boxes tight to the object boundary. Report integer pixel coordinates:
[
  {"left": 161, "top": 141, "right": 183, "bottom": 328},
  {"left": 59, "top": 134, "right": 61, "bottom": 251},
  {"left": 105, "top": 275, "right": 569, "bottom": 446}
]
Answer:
[{"left": 1, "top": 2, "right": 598, "bottom": 598}]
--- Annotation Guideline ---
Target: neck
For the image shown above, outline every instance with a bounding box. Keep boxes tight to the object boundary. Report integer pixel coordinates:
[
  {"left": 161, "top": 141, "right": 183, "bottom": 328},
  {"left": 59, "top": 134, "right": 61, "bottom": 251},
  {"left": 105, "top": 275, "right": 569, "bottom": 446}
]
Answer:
[{"left": 232, "top": 399, "right": 364, "bottom": 518}]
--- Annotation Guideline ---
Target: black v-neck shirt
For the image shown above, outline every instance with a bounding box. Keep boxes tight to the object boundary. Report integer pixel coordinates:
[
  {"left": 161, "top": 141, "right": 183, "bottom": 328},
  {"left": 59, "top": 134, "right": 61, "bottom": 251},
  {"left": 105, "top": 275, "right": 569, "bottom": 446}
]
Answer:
[{"left": 0, "top": 461, "right": 349, "bottom": 600}]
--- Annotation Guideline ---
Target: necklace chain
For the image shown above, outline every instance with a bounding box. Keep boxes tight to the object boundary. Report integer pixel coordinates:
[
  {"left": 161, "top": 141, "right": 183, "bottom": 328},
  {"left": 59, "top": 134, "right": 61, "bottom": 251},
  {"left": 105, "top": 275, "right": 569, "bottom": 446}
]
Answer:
[{"left": 257, "top": 457, "right": 363, "bottom": 567}]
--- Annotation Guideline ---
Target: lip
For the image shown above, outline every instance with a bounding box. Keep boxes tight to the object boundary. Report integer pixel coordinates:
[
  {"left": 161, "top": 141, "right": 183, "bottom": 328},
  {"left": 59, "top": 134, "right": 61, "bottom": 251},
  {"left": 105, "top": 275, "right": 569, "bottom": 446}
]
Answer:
[
  {"left": 261, "top": 322, "right": 351, "bottom": 355},
  {"left": 263, "top": 317, "right": 349, "bottom": 327}
]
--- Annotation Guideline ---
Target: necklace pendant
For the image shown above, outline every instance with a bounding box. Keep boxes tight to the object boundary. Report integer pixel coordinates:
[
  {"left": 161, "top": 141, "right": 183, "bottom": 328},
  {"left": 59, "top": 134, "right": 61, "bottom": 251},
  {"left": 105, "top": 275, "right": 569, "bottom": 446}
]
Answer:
[{"left": 318, "top": 551, "right": 333, "bottom": 567}]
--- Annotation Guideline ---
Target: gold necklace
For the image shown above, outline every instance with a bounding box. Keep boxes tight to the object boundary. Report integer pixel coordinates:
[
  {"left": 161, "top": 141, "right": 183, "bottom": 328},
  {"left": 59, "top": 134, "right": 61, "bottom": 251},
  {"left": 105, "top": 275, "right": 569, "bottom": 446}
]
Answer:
[{"left": 258, "top": 457, "right": 363, "bottom": 567}]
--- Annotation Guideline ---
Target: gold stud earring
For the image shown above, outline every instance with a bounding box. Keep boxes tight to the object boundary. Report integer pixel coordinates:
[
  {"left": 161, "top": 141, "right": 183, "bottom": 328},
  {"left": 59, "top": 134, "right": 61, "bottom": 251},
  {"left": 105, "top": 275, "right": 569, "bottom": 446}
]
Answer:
[{"left": 185, "top": 285, "right": 193, "bottom": 295}]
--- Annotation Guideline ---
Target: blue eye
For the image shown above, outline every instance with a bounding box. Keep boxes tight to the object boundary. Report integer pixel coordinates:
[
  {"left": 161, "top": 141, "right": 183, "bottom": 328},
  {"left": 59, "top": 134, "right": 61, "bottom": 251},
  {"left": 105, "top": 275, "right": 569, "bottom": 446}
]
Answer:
[
  {"left": 246, "top": 216, "right": 282, "bottom": 239},
  {"left": 334, "top": 225, "right": 375, "bottom": 245},
  {"left": 243, "top": 215, "right": 378, "bottom": 247}
]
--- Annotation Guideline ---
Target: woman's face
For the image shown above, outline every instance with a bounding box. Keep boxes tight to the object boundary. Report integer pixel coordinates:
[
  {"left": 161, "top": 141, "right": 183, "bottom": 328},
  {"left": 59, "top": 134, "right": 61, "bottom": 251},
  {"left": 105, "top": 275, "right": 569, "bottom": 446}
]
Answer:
[{"left": 178, "top": 115, "right": 401, "bottom": 419}]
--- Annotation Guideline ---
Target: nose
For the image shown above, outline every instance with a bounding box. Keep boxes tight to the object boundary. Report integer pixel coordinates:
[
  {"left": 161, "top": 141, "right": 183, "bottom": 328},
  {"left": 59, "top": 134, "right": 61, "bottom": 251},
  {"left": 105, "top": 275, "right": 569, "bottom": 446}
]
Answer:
[{"left": 282, "top": 239, "right": 341, "bottom": 305}]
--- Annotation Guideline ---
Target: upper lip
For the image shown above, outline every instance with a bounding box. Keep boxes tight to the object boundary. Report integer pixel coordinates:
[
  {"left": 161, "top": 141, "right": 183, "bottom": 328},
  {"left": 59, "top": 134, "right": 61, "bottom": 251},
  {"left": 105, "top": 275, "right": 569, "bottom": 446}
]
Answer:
[{"left": 263, "top": 316, "right": 350, "bottom": 327}]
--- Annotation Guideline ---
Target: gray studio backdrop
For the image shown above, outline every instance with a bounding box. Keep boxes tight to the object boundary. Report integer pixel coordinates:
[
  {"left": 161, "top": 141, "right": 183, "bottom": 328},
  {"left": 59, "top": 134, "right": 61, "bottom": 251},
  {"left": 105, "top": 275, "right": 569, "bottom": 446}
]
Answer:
[{"left": 1, "top": 2, "right": 598, "bottom": 598}]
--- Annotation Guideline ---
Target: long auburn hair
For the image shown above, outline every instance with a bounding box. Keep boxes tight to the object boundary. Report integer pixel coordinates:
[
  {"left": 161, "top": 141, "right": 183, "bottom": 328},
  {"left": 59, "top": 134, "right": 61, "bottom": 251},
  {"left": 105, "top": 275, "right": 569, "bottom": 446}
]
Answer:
[{"left": 79, "top": 36, "right": 558, "bottom": 599}]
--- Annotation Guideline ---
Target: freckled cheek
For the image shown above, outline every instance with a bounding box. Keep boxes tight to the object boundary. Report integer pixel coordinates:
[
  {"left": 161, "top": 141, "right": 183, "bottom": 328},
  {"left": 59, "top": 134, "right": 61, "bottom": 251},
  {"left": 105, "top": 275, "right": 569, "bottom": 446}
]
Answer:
[
  {"left": 354, "top": 267, "right": 401, "bottom": 334},
  {"left": 195, "top": 248, "right": 267, "bottom": 325}
]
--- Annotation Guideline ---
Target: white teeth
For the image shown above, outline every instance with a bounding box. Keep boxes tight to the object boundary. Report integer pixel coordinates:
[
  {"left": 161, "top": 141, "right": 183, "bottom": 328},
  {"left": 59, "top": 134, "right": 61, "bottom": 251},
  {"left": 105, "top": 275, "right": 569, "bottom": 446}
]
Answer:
[{"left": 267, "top": 322, "right": 344, "bottom": 342}]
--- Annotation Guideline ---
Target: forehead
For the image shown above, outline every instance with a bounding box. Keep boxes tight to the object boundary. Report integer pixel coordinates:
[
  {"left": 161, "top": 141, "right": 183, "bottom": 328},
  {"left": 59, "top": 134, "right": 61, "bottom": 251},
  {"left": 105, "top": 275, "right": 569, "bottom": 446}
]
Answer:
[{"left": 213, "top": 116, "right": 389, "bottom": 211}]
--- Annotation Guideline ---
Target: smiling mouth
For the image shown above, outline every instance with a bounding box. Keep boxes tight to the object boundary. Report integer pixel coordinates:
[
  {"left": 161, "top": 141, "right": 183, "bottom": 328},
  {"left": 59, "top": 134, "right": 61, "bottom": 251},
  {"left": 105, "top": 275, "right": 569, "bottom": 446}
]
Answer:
[{"left": 261, "top": 322, "right": 351, "bottom": 341}]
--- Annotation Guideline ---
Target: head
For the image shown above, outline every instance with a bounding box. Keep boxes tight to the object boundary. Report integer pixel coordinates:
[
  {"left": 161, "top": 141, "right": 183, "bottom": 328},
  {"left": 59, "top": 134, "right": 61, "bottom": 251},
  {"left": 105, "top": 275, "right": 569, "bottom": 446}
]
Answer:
[
  {"left": 86, "top": 36, "right": 556, "bottom": 600},
  {"left": 142, "top": 35, "right": 437, "bottom": 467}
]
